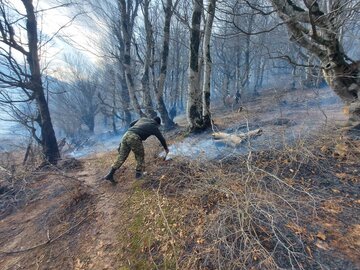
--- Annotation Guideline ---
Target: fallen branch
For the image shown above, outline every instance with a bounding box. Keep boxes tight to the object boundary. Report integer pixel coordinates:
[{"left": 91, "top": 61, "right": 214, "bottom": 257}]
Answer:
[
  {"left": 212, "top": 129, "right": 263, "bottom": 147},
  {"left": 0, "top": 165, "right": 12, "bottom": 176}
]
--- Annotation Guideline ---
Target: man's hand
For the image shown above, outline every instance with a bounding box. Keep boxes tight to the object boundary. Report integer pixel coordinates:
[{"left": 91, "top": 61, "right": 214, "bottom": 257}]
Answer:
[{"left": 163, "top": 148, "right": 169, "bottom": 161}]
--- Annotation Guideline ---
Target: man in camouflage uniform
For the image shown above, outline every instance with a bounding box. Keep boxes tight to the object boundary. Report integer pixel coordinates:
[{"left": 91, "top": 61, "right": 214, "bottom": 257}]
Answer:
[{"left": 104, "top": 116, "right": 169, "bottom": 182}]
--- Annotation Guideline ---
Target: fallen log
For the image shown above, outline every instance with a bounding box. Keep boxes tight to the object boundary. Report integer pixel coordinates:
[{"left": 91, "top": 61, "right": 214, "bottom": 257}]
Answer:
[{"left": 212, "top": 128, "right": 262, "bottom": 147}]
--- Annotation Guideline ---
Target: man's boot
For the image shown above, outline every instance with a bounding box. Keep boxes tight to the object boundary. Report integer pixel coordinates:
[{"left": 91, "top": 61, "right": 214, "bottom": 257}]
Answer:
[
  {"left": 104, "top": 168, "right": 117, "bottom": 183},
  {"left": 135, "top": 171, "right": 147, "bottom": 179},
  {"left": 135, "top": 170, "right": 143, "bottom": 179}
]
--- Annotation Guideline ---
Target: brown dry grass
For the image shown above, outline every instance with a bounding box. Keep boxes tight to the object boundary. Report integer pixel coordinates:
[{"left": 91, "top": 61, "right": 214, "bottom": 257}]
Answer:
[
  {"left": 129, "top": 125, "right": 360, "bottom": 270},
  {"left": 0, "top": 87, "right": 359, "bottom": 269},
  {"left": 0, "top": 151, "right": 96, "bottom": 269},
  {"left": 0, "top": 128, "right": 359, "bottom": 269}
]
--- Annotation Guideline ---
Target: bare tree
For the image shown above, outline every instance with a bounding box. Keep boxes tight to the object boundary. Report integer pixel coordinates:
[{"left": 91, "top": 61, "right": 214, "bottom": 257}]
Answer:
[
  {"left": 0, "top": 0, "right": 60, "bottom": 164},
  {"left": 187, "top": 0, "right": 204, "bottom": 131},
  {"left": 163, "top": 17, "right": 189, "bottom": 113},
  {"left": 52, "top": 54, "right": 100, "bottom": 135},
  {"left": 141, "top": 0, "right": 157, "bottom": 118},
  {"left": 186, "top": 0, "right": 217, "bottom": 131},
  {"left": 105, "top": 2, "right": 133, "bottom": 127},
  {"left": 97, "top": 64, "right": 131, "bottom": 133},
  {"left": 270, "top": 0, "right": 360, "bottom": 124},
  {"left": 118, "top": 0, "right": 145, "bottom": 117},
  {"left": 155, "top": 0, "right": 178, "bottom": 129},
  {"left": 202, "top": 0, "right": 216, "bottom": 128},
  {"left": 76, "top": 0, "right": 133, "bottom": 127}
]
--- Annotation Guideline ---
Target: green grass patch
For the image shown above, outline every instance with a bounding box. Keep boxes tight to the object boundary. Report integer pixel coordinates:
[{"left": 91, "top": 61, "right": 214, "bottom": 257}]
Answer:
[{"left": 117, "top": 184, "right": 182, "bottom": 269}]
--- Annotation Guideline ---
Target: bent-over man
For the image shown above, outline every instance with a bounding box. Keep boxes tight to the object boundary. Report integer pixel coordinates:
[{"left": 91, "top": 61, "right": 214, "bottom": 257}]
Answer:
[{"left": 104, "top": 116, "right": 169, "bottom": 182}]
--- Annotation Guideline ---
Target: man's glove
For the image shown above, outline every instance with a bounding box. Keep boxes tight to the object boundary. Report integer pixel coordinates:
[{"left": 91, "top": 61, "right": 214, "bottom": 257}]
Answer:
[{"left": 117, "top": 143, "right": 121, "bottom": 153}]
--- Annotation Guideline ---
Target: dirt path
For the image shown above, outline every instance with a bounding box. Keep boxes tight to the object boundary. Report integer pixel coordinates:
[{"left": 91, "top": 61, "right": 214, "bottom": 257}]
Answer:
[
  {"left": 0, "top": 150, "right": 138, "bottom": 270},
  {"left": 69, "top": 153, "right": 135, "bottom": 270}
]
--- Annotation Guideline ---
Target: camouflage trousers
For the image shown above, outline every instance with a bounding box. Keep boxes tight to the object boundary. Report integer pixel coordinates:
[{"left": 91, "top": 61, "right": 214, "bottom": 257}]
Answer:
[{"left": 111, "top": 131, "right": 145, "bottom": 172}]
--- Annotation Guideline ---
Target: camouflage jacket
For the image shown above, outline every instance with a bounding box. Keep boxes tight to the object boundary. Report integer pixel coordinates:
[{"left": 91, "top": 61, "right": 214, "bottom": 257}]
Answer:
[{"left": 128, "top": 118, "right": 168, "bottom": 150}]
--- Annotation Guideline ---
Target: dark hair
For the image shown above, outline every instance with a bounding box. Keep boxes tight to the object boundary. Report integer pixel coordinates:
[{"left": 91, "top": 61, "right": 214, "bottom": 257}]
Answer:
[{"left": 153, "top": 116, "right": 161, "bottom": 125}]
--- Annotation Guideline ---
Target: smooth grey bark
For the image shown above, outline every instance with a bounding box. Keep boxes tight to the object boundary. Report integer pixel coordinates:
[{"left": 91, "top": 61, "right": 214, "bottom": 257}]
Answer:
[{"left": 202, "top": 0, "right": 216, "bottom": 128}]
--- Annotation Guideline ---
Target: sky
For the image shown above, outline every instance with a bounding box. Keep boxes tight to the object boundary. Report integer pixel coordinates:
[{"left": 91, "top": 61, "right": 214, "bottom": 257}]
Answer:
[
  {"left": 11, "top": 0, "right": 101, "bottom": 67},
  {"left": 0, "top": 0, "right": 98, "bottom": 140}
]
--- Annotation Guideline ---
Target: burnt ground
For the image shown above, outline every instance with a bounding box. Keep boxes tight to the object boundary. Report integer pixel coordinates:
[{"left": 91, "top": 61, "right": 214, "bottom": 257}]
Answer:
[{"left": 0, "top": 86, "right": 359, "bottom": 269}]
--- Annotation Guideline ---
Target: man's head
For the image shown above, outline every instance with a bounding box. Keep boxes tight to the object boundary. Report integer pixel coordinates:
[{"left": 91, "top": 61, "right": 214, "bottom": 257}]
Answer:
[{"left": 153, "top": 116, "right": 161, "bottom": 125}]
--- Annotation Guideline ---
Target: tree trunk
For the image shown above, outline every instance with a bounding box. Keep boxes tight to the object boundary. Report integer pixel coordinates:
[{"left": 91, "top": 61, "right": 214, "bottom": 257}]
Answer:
[
  {"left": 118, "top": 0, "right": 144, "bottom": 117},
  {"left": 154, "top": 0, "right": 176, "bottom": 129},
  {"left": 118, "top": 69, "right": 132, "bottom": 126},
  {"left": 22, "top": 0, "right": 60, "bottom": 164},
  {"left": 112, "top": 113, "right": 117, "bottom": 134},
  {"left": 110, "top": 81, "right": 118, "bottom": 134},
  {"left": 187, "top": 0, "right": 203, "bottom": 132},
  {"left": 173, "top": 40, "right": 181, "bottom": 110},
  {"left": 142, "top": 68, "right": 156, "bottom": 118},
  {"left": 202, "top": 0, "right": 216, "bottom": 128},
  {"left": 115, "top": 25, "right": 133, "bottom": 127},
  {"left": 82, "top": 111, "right": 95, "bottom": 133},
  {"left": 36, "top": 91, "right": 60, "bottom": 164},
  {"left": 141, "top": 0, "right": 157, "bottom": 118},
  {"left": 254, "top": 58, "right": 265, "bottom": 94},
  {"left": 222, "top": 75, "right": 229, "bottom": 105},
  {"left": 111, "top": 2, "right": 133, "bottom": 127},
  {"left": 243, "top": 13, "right": 255, "bottom": 90},
  {"left": 323, "top": 61, "right": 360, "bottom": 123}
]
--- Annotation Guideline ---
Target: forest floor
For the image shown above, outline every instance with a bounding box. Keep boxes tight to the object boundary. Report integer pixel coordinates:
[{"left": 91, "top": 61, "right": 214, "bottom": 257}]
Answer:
[{"left": 0, "top": 87, "right": 359, "bottom": 270}]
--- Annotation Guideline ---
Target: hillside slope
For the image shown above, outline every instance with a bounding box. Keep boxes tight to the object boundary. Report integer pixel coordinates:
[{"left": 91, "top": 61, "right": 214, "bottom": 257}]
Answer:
[{"left": 0, "top": 87, "right": 359, "bottom": 269}]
